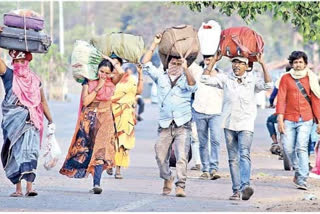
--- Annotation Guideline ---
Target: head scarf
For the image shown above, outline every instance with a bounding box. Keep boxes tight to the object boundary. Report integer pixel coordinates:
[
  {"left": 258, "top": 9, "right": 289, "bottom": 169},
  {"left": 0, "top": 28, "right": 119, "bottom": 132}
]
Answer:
[{"left": 10, "top": 51, "right": 44, "bottom": 141}]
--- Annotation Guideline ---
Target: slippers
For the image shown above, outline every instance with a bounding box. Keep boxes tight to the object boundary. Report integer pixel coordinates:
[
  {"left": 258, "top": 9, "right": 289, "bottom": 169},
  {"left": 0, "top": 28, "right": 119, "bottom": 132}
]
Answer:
[
  {"left": 25, "top": 191, "right": 38, "bottom": 197},
  {"left": 114, "top": 173, "right": 123, "bottom": 179},
  {"left": 10, "top": 192, "right": 23, "bottom": 197}
]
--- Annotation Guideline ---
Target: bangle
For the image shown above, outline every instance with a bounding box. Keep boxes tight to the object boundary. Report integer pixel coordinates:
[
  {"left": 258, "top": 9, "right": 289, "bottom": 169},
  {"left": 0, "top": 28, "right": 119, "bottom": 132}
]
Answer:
[{"left": 94, "top": 88, "right": 99, "bottom": 93}]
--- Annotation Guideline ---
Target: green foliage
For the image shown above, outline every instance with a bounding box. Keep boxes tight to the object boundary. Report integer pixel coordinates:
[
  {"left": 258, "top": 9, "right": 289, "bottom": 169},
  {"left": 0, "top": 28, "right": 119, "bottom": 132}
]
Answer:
[
  {"left": 176, "top": 1, "right": 320, "bottom": 42},
  {"left": 30, "top": 44, "right": 68, "bottom": 80}
]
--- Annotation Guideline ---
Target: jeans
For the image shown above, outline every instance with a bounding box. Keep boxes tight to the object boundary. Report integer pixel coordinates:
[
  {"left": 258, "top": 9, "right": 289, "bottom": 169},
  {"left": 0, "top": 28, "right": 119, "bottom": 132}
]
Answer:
[
  {"left": 266, "top": 114, "right": 278, "bottom": 137},
  {"left": 137, "top": 97, "right": 145, "bottom": 115},
  {"left": 155, "top": 121, "right": 191, "bottom": 189},
  {"left": 224, "top": 129, "right": 253, "bottom": 193},
  {"left": 191, "top": 121, "right": 201, "bottom": 165},
  {"left": 281, "top": 118, "right": 313, "bottom": 185},
  {"left": 93, "top": 165, "right": 103, "bottom": 186},
  {"left": 193, "top": 109, "right": 222, "bottom": 172}
]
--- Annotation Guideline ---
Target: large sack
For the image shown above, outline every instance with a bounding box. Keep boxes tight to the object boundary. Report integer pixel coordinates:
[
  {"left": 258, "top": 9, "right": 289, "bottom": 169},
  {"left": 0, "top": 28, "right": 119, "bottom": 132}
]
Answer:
[
  {"left": 90, "top": 32, "right": 144, "bottom": 64},
  {"left": 219, "top": 26, "right": 264, "bottom": 63},
  {"left": 4, "top": 9, "right": 44, "bottom": 31},
  {"left": 0, "top": 26, "right": 51, "bottom": 53},
  {"left": 71, "top": 40, "right": 102, "bottom": 83},
  {"left": 158, "top": 25, "right": 200, "bottom": 70},
  {"left": 198, "top": 20, "right": 221, "bottom": 56}
]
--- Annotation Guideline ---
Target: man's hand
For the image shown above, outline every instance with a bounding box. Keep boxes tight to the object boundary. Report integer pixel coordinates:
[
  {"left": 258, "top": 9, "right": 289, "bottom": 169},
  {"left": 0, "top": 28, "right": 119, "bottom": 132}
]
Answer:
[
  {"left": 181, "top": 58, "right": 188, "bottom": 71},
  {"left": 277, "top": 114, "right": 285, "bottom": 134},
  {"left": 317, "top": 123, "right": 320, "bottom": 134},
  {"left": 213, "top": 50, "right": 222, "bottom": 62},
  {"left": 0, "top": 26, "right": 3, "bottom": 33},
  {"left": 137, "top": 63, "right": 143, "bottom": 74},
  {"left": 256, "top": 53, "right": 265, "bottom": 65}
]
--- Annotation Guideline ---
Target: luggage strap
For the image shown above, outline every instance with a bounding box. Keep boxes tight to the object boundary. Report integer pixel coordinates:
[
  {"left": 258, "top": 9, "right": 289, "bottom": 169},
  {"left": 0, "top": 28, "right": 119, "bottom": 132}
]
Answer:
[
  {"left": 294, "top": 78, "right": 317, "bottom": 122},
  {"left": 165, "top": 27, "right": 197, "bottom": 65},
  {"left": 294, "top": 79, "right": 312, "bottom": 106},
  {"left": 23, "top": 14, "right": 29, "bottom": 52}
]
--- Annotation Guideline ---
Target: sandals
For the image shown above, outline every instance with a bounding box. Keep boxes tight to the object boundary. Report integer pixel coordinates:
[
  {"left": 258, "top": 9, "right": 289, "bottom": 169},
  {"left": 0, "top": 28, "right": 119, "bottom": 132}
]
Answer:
[
  {"left": 114, "top": 173, "right": 123, "bottom": 179},
  {"left": 10, "top": 192, "right": 23, "bottom": 197},
  {"left": 25, "top": 191, "right": 38, "bottom": 197}
]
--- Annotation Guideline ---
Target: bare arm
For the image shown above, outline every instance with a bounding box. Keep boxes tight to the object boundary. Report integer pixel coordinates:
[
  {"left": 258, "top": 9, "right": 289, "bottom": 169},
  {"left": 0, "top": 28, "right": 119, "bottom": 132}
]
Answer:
[
  {"left": 40, "top": 88, "right": 53, "bottom": 124},
  {"left": 81, "top": 79, "right": 105, "bottom": 106},
  {"left": 257, "top": 54, "right": 272, "bottom": 83},
  {"left": 181, "top": 59, "right": 196, "bottom": 86},
  {"left": 0, "top": 58, "right": 7, "bottom": 75},
  {"left": 141, "top": 33, "right": 162, "bottom": 64},
  {"left": 136, "top": 64, "right": 144, "bottom": 95},
  {"left": 203, "top": 51, "right": 222, "bottom": 76}
]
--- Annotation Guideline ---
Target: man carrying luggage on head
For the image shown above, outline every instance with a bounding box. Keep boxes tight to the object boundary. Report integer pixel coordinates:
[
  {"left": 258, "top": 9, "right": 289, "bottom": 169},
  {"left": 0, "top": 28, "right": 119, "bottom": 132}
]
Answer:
[
  {"left": 141, "top": 33, "right": 197, "bottom": 197},
  {"left": 201, "top": 52, "right": 272, "bottom": 201}
]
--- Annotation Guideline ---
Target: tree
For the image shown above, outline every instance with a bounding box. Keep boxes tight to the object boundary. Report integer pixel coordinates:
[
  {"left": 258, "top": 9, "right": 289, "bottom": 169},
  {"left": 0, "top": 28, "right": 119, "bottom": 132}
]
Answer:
[{"left": 174, "top": 1, "right": 320, "bottom": 42}]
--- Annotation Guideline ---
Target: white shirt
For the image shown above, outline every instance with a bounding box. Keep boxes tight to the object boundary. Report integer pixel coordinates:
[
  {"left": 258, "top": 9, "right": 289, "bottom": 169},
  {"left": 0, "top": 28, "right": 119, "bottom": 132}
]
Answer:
[
  {"left": 200, "top": 71, "right": 273, "bottom": 132},
  {"left": 189, "top": 63, "right": 223, "bottom": 115}
]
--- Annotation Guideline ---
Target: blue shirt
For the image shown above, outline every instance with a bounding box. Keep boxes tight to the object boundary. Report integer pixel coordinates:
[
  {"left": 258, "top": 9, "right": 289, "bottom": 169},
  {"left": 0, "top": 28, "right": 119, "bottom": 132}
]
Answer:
[{"left": 143, "top": 62, "right": 198, "bottom": 128}]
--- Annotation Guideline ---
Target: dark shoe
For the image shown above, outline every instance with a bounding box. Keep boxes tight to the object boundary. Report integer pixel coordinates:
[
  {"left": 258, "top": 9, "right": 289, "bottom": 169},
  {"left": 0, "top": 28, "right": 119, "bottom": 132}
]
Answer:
[
  {"left": 90, "top": 185, "right": 103, "bottom": 194},
  {"left": 210, "top": 169, "right": 221, "bottom": 180},
  {"left": 137, "top": 115, "right": 143, "bottom": 121},
  {"left": 190, "top": 164, "right": 201, "bottom": 171},
  {"left": 295, "top": 183, "right": 308, "bottom": 190},
  {"left": 162, "top": 176, "right": 174, "bottom": 195},
  {"left": 175, "top": 186, "right": 186, "bottom": 197},
  {"left": 199, "top": 172, "right": 211, "bottom": 180},
  {"left": 309, "top": 163, "right": 313, "bottom": 171},
  {"left": 241, "top": 186, "right": 254, "bottom": 200},
  {"left": 25, "top": 191, "right": 38, "bottom": 197},
  {"left": 229, "top": 192, "right": 240, "bottom": 200}
]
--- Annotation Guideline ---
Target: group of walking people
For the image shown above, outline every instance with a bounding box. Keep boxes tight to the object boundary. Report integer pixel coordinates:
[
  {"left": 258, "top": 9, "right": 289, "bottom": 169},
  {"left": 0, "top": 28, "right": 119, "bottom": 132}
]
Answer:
[
  {"left": 1, "top": 32, "right": 320, "bottom": 201},
  {"left": 0, "top": 50, "right": 143, "bottom": 196}
]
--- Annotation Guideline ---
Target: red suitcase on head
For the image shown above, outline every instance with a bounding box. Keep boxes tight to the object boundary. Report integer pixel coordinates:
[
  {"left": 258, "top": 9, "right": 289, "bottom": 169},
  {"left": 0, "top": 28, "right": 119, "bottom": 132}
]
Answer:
[{"left": 219, "top": 26, "right": 264, "bottom": 65}]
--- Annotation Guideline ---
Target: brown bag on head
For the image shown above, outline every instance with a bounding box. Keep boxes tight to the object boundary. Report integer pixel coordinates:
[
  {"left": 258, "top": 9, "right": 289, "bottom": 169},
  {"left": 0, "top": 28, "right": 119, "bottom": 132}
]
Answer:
[{"left": 158, "top": 25, "right": 200, "bottom": 70}]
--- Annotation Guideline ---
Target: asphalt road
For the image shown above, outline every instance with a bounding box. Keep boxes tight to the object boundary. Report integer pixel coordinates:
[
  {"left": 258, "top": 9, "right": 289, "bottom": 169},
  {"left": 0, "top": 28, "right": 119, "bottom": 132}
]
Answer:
[{"left": 0, "top": 94, "right": 319, "bottom": 212}]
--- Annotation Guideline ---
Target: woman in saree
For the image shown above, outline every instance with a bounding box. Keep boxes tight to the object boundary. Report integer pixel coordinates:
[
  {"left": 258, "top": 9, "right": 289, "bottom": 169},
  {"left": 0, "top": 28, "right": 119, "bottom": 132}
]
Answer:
[
  {"left": 0, "top": 50, "right": 54, "bottom": 197},
  {"left": 112, "top": 63, "right": 144, "bottom": 179},
  {"left": 59, "top": 56, "right": 124, "bottom": 194}
]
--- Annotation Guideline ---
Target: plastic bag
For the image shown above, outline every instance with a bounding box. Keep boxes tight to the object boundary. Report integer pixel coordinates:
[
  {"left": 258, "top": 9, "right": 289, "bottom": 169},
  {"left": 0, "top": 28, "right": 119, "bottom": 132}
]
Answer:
[
  {"left": 43, "top": 132, "right": 61, "bottom": 170},
  {"left": 71, "top": 40, "right": 102, "bottom": 83},
  {"left": 90, "top": 32, "right": 145, "bottom": 64}
]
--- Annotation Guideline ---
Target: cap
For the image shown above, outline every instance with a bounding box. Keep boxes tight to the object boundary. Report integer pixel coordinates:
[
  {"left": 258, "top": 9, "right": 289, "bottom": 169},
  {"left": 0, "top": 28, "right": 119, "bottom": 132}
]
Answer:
[{"left": 231, "top": 56, "right": 248, "bottom": 64}]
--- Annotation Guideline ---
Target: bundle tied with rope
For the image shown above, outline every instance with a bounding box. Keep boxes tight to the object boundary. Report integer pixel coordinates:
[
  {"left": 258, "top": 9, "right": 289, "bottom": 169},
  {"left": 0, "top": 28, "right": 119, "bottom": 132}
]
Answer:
[
  {"left": 0, "top": 9, "right": 51, "bottom": 53},
  {"left": 158, "top": 25, "right": 200, "bottom": 70}
]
